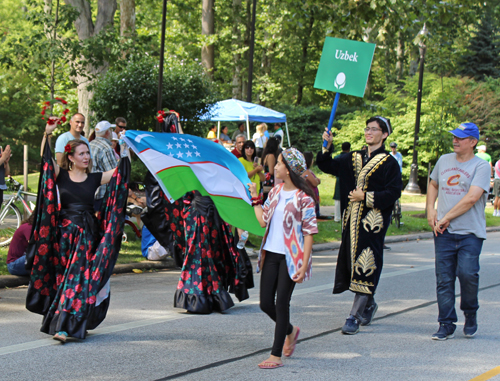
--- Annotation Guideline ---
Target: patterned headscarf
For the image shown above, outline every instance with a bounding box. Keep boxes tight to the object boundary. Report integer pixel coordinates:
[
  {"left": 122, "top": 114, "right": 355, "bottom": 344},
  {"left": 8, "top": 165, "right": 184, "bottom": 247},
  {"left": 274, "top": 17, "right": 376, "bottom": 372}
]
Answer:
[{"left": 282, "top": 147, "right": 307, "bottom": 175}]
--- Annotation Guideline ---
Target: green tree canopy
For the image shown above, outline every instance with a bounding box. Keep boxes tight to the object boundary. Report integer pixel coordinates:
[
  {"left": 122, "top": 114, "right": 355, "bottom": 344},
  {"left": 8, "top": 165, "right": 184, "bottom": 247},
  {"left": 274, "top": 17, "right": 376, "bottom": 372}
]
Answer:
[{"left": 459, "top": 12, "right": 500, "bottom": 80}]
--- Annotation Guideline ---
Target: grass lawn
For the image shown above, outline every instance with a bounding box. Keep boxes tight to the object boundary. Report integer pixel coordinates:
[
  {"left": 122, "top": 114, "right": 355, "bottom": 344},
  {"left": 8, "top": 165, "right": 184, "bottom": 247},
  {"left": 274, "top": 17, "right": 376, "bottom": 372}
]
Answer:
[
  {"left": 10, "top": 173, "right": 40, "bottom": 192},
  {"left": 248, "top": 210, "right": 435, "bottom": 246},
  {"left": 315, "top": 167, "right": 427, "bottom": 206}
]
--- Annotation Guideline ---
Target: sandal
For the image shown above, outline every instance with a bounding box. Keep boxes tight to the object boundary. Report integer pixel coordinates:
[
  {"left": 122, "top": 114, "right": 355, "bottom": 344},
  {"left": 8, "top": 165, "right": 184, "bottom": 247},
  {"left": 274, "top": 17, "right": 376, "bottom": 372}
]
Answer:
[
  {"left": 258, "top": 361, "right": 284, "bottom": 369},
  {"left": 53, "top": 331, "right": 68, "bottom": 344},
  {"left": 283, "top": 327, "right": 300, "bottom": 357}
]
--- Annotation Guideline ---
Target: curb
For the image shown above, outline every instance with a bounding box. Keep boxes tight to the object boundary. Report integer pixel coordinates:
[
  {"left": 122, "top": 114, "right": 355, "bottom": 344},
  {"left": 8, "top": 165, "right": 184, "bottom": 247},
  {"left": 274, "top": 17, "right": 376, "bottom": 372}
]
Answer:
[
  {"left": 312, "top": 226, "right": 500, "bottom": 252},
  {"left": 0, "top": 259, "right": 177, "bottom": 290},
  {"left": 3, "top": 226, "right": 500, "bottom": 289}
]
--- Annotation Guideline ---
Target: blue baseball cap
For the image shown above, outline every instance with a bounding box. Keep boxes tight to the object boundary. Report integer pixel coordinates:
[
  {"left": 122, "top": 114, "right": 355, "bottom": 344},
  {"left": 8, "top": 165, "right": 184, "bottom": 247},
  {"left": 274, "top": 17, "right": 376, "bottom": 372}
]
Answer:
[{"left": 448, "top": 122, "right": 479, "bottom": 140}]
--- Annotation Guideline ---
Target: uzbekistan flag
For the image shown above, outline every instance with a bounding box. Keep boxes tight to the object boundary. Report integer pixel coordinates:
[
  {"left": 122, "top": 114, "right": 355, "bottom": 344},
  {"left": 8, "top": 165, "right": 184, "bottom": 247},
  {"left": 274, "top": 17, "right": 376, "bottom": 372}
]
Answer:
[{"left": 123, "top": 131, "right": 265, "bottom": 236}]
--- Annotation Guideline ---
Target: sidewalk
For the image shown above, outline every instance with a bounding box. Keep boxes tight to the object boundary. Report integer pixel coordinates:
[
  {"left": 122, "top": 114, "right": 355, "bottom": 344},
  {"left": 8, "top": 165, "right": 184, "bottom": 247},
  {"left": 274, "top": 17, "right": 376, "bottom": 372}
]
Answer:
[
  {"left": 0, "top": 258, "right": 176, "bottom": 289},
  {"left": 320, "top": 202, "right": 426, "bottom": 216}
]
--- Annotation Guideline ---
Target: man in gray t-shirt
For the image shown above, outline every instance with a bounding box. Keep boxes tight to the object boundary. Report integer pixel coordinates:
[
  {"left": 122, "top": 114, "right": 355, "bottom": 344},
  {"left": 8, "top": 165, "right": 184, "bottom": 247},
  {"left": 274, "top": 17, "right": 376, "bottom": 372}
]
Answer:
[{"left": 426, "top": 122, "right": 490, "bottom": 341}]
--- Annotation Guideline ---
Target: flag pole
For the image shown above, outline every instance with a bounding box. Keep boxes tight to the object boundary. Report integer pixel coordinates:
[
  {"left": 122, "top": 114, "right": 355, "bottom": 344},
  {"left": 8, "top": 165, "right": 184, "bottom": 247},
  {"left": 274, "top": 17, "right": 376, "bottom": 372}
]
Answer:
[{"left": 322, "top": 92, "right": 341, "bottom": 152}]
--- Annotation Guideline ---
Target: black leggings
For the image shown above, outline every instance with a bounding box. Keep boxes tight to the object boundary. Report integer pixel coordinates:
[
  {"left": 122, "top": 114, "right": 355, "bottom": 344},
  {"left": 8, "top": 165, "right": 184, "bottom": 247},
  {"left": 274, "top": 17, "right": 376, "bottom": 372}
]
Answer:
[{"left": 260, "top": 251, "right": 296, "bottom": 357}]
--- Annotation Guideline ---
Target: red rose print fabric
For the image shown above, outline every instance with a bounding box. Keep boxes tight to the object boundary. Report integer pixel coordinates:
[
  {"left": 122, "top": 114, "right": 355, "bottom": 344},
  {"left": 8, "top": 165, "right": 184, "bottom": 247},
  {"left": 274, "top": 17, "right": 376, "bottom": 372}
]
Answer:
[{"left": 173, "top": 191, "right": 253, "bottom": 314}]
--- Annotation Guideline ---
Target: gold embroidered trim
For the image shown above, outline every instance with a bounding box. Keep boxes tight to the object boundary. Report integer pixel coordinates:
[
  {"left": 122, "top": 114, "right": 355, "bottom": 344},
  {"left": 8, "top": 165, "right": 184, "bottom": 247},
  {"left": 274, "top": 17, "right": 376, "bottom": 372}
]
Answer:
[
  {"left": 351, "top": 279, "right": 374, "bottom": 286},
  {"left": 362, "top": 209, "right": 383, "bottom": 233},
  {"left": 361, "top": 154, "right": 391, "bottom": 193},
  {"left": 349, "top": 282, "right": 372, "bottom": 294},
  {"left": 366, "top": 191, "right": 375, "bottom": 208},
  {"left": 354, "top": 247, "right": 377, "bottom": 277},
  {"left": 349, "top": 201, "right": 363, "bottom": 279},
  {"left": 347, "top": 153, "right": 388, "bottom": 287},
  {"left": 356, "top": 154, "right": 388, "bottom": 190},
  {"left": 353, "top": 153, "right": 362, "bottom": 183},
  {"left": 343, "top": 203, "right": 351, "bottom": 230}
]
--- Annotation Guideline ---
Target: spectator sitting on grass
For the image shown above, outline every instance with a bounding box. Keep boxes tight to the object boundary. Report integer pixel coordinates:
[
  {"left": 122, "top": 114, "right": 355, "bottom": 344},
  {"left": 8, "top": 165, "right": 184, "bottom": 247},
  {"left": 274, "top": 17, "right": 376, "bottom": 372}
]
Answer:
[{"left": 6, "top": 213, "right": 35, "bottom": 276}]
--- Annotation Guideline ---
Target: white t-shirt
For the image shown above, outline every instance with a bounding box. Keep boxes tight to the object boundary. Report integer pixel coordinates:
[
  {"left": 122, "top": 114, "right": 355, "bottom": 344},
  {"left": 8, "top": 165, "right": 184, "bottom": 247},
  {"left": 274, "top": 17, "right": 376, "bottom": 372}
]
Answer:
[
  {"left": 252, "top": 133, "right": 267, "bottom": 149},
  {"left": 273, "top": 129, "right": 284, "bottom": 148},
  {"left": 263, "top": 189, "right": 297, "bottom": 254}
]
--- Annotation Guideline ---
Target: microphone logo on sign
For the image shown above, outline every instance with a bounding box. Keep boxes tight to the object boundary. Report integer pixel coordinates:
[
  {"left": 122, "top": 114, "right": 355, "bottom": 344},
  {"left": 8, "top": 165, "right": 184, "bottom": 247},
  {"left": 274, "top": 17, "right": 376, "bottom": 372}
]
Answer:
[{"left": 335, "top": 72, "right": 346, "bottom": 89}]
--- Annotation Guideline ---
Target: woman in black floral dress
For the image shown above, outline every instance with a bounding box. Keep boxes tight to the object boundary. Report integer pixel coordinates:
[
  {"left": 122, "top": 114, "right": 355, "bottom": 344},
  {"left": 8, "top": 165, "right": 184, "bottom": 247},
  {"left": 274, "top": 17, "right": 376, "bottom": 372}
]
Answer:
[
  {"left": 26, "top": 119, "right": 129, "bottom": 343},
  {"left": 173, "top": 191, "right": 253, "bottom": 313}
]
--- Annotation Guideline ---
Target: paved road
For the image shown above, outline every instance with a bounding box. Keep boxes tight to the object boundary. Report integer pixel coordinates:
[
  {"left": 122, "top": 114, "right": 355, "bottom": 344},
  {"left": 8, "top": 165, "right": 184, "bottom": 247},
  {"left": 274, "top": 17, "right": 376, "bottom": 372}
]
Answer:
[{"left": 1, "top": 233, "right": 500, "bottom": 381}]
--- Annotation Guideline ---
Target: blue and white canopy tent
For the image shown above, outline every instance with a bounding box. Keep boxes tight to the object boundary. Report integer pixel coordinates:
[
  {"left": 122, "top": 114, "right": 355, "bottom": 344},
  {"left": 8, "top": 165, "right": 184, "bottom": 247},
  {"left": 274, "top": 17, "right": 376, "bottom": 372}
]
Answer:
[{"left": 201, "top": 99, "right": 290, "bottom": 147}]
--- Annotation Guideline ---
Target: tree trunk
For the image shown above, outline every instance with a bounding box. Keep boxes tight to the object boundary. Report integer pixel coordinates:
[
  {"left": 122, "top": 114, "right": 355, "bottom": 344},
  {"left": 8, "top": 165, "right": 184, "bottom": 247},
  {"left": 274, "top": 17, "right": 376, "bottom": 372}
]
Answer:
[
  {"left": 396, "top": 31, "right": 404, "bottom": 80},
  {"left": 258, "top": 31, "right": 275, "bottom": 106},
  {"left": 231, "top": 0, "right": 242, "bottom": 99},
  {"left": 201, "top": 0, "right": 215, "bottom": 78},
  {"left": 409, "top": 49, "right": 419, "bottom": 77},
  {"left": 44, "top": 0, "right": 52, "bottom": 19},
  {"left": 295, "top": 16, "right": 314, "bottom": 106},
  {"left": 241, "top": 0, "right": 251, "bottom": 100},
  {"left": 64, "top": 0, "right": 117, "bottom": 136},
  {"left": 120, "top": 0, "right": 135, "bottom": 37}
]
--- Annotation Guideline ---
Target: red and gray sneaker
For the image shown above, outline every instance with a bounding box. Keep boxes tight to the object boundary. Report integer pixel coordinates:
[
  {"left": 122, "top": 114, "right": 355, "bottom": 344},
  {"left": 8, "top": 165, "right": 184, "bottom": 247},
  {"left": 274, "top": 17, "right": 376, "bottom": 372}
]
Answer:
[{"left": 431, "top": 323, "right": 456, "bottom": 340}]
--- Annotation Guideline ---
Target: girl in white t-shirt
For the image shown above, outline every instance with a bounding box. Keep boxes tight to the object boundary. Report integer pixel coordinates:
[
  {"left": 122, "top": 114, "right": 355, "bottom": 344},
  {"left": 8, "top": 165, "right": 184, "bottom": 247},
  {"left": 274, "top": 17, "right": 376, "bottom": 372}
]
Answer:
[{"left": 248, "top": 147, "right": 318, "bottom": 369}]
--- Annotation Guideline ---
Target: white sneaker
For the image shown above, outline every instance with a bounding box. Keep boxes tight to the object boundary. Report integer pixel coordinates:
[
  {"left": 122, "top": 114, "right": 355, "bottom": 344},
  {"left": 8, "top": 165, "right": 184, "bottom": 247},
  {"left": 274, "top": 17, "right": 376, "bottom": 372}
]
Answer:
[{"left": 494, "top": 210, "right": 498, "bottom": 217}]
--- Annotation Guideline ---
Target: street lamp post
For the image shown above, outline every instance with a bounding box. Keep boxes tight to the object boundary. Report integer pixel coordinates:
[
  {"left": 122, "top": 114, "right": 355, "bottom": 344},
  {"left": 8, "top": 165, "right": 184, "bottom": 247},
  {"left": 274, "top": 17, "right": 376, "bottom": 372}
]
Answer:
[
  {"left": 246, "top": 0, "right": 257, "bottom": 102},
  {"left": 404, "top": 24, "right": 428, "bottom": 194},
  {"left": 156, "top": 0, "right": 168, "bottom": 132}
]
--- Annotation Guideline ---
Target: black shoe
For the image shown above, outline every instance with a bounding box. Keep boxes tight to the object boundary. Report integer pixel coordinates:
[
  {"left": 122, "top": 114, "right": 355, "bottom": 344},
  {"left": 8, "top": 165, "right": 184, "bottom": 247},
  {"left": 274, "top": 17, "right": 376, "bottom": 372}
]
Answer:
[
  {"left": 464, "top": 313, "right": 477, "bottom": 338},
  {"left": 341, "top": 315, "right": 360, "bottom": 335},
  {"left": 383, "top": 244, "right": 391, "bottom": 250},
  {"left": 431, "top": 323, "right": 456, "bottom": 341},
  {"left": 360, "top": 303, "right": 378, "bottom": 326}
]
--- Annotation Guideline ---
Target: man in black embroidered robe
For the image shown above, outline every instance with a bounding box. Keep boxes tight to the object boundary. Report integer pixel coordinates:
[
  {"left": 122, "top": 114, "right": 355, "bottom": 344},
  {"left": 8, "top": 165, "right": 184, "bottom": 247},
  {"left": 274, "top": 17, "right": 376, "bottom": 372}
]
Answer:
[{"left": 316, "top": 116, "right": 402, "bottom": 335}]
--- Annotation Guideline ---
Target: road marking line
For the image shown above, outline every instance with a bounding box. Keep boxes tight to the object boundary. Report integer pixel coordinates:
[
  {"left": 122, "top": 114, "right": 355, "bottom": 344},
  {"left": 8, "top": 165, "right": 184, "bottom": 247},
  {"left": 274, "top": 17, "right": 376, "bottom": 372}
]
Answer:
[
  {"left": 470, "top": 366, "right": 500, "bottom": 381},
  {"left": 0, "top": 263, "right": 436, "bottom": 356},
  {"left": 292, "top": 264, "right": 435, "bottom": 296},
  {"left": 0, "top": 313, "right": 197, "bottom": 356}
]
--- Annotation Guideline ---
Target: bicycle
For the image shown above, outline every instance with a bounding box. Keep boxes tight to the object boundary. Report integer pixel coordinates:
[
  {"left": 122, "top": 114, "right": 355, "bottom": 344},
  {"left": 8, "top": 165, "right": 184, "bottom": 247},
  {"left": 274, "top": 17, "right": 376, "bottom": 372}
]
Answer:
[
  {"left": 390, "top": 198, "right": 402, "bottom": 229},
  {"left": 122, "top": 182, "right": 146, "bottom": 242},
  {"left": 0, "top": 178, "right": 37, "bottom": 247},
  {"left": 123, "top": 204, "right": 143, "bottom": 242}
]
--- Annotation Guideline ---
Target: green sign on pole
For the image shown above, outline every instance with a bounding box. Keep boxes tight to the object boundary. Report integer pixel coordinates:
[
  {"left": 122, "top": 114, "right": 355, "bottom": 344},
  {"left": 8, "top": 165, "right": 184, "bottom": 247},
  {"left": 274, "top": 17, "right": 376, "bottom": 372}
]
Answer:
[{"left": 314, "top": 37, "right": 376, "bottom": 98}]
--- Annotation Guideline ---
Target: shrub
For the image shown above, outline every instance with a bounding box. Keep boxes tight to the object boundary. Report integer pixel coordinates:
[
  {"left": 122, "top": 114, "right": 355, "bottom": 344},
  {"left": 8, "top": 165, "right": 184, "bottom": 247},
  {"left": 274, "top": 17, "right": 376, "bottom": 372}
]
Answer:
[{"left": 89, "top": 55, "right": 220, "bottom": 136}]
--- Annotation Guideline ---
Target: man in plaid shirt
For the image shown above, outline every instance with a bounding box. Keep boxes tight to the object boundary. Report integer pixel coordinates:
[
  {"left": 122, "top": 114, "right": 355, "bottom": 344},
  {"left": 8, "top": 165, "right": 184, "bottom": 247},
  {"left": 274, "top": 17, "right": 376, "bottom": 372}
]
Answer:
[{"left": 90, "top": 121, "right": 118, "bottom": 211}]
